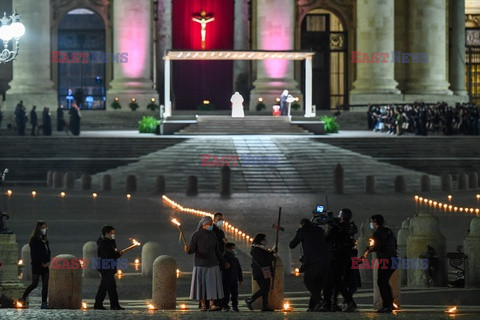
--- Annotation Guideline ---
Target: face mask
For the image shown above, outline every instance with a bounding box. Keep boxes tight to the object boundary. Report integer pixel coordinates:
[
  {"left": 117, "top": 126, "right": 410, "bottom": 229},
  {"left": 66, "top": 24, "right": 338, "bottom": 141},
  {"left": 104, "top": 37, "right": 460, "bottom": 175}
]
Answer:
[
  {"left": 110, "top": 234, "right": 115, "bottom": 240},
  {"left": 232, "top": 249, "right": 238, "bottom": 256},
  {"left": 40, "top": 228, "right": 47, "bottom": 235},
  {"left": 206, "top": 225, "right": 214, "bottom": 231},
  {"left": 369, "top": 222, "right": 374, "bottom": 230},
  {"left": 216, "top": 220, "right": 224, "bottom": 228},
  {"left": 262, "top": 240, "right": 268, "bottom": 246}
]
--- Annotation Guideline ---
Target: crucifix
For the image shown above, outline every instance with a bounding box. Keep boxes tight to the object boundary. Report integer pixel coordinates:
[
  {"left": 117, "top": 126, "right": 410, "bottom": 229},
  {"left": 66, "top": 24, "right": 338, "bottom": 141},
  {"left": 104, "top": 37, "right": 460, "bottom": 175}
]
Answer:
[
  {"left": 271, "top": 207, "right": 284, "bottom": 289},
  {"left": 192, "top": 10, "right": 215, "bottom": 50}
]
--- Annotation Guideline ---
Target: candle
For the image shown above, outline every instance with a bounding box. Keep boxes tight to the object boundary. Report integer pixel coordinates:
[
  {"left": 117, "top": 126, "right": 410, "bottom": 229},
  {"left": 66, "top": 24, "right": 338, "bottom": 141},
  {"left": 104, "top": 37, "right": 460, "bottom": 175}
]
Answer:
[
  {"left": 171, "top": 218, "right": 188, "bottom": 246},
  {"left": 369, "top": 238, "right": 375, "bottom": 247},
  {"left": 448, "top": 195, "right": 452, "bottom": 202}
]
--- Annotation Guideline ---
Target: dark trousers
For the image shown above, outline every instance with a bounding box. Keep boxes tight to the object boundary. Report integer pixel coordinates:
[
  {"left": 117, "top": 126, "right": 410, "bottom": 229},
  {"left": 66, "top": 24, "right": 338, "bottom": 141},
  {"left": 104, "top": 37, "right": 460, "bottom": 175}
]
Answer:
[
  {"left": 251, "top": 278, "right": 270, "bottom": 308},
  {"left": 304, "top": 262, "right": 332, "bottom": 309},
  {"left": 94, "top": 272, "right": 120, "bottom": 308},
  {"left": 222, "top": 278, "right": 238, "bottom": 308},
  {"left": 377, "top": 258, "right": 395, "bottom": 309},
  {"left": 22, "top": 272, "right": 49, "bottom": 303},
  {"left": 332, "top": 253, "right": 353, "bottom": 304},
  {"left": 31, "top": 125, "right": 36, "bottom": 136}
]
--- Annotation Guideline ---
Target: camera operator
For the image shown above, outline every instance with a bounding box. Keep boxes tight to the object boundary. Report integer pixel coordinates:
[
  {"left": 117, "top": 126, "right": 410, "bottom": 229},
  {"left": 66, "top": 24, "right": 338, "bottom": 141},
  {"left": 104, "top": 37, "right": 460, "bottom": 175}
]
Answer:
[
  {"left": 289, "top": 218, "right": 332, "bottom": 312},
  {"left": 325, "top": 208, "right": 358, "bottom": 312},
  {"left": 363, "top": 214, "right": 398, "bottom": 314}
]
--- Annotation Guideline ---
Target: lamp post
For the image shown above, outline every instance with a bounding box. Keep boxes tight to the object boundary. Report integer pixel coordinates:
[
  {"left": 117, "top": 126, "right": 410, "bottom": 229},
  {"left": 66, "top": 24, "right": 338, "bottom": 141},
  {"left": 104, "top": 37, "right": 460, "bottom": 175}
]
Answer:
[{"left": 0, "top": 10, "right": 25, "bottom": 63}]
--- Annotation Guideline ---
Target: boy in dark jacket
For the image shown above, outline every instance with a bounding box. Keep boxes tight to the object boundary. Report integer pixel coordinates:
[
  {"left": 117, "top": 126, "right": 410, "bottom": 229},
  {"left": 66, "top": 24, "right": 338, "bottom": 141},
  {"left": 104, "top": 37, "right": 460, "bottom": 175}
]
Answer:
[{"left": 222, "top": 243, "right": 243, "bottom": 312}]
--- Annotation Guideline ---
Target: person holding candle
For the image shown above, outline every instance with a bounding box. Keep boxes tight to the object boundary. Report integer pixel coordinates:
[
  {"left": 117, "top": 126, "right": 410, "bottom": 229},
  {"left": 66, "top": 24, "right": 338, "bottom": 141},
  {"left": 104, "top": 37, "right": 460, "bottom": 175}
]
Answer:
[
  {"left": 363, "top": 215, "right": 398, "bottom": 314},
  {"left": 94, "top": 225, "right": 125, "bottom": 310},
  {"left": 185, "top": 216, "right": 225, "bottom": 311},
  {"left": 19, "top": 221, "right": 51, "bottom": 309}
]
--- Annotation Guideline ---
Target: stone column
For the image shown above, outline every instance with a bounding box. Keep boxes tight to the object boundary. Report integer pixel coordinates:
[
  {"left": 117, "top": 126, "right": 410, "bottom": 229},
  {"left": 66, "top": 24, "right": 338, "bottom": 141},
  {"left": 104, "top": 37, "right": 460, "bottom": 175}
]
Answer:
[
  {"left": 48, "top": 254, "right": 82, "bottom": 309},
  {"left": 449, "top": 0, "right": 468, "bottom": 97},
  {"left": 350, "top": 0, "right": 400, "bottom": 104},
  {"left": 405, "top": 0, "right": 452, "bottom": 95},
  {"left": 251, "top": 256, "right": 284, "bottom": 310},
  {"left": 394, "top": 0, "right": 409, "bottom": 92},
  {"left": 234, "top": 0, "right": 250, "bottom": 105},
  {"left": 152, "top": 255, "right": 177, "bottom": 309},
  {"left": 106, "top": 0, "right": 159, "bottom": 110},
  {"left": 157, "top": 0, "right": 172, "bottom": 105},
  {"left": 82, "top": 241, "right": 99, "bottom": 279},
  {"left": 357, "top": 221, "right": 373, "bottom": 283},
  {"left": 464, "top": 216, "right": 480, "bottom": 288},
  {"left": 397, "top": 218, "right": 411, "bottom": 285},
  {"left": 20, "top": 244, "right": 31, "bottom": 281},
  {"left": 141, "top": 242, "right": 162, "bottom": 277},
  {"left": 0, "top": 234, "right": 26, "bottom": 302},
  {"left": 4, "top": 0, "right": 57, "bottom": 111},
  {"left": 250, "top": 0, "right": 301, "bottom": 111}
]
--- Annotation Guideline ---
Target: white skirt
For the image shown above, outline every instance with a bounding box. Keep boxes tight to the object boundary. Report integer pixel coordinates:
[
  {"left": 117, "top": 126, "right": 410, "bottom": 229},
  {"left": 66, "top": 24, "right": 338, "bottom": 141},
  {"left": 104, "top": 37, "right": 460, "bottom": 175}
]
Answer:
[{"left": 190, "top": 265, "right": 224, "bottom": 300}]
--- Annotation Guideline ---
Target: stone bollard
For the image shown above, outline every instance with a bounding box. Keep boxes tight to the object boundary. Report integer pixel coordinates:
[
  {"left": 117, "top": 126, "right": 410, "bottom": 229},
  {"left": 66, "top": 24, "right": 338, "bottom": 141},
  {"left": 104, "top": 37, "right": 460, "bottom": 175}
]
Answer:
[
  {"left": 82, "top": 241, "right": 99, "bottom": 279},
  {"left": 152, "top": 255, "right": 177, "bottom": 309},
  {"left": 458, "top": 173, "right": 468, "bottom": 190},
  {"left": 365, "top": 175, "right": 376, "bottom": 194},
  {"left": 441, "top": 174, "right": 452, "bottom": 192},
  {"left": 251, "top": 256, "right": 284, "bottom": 310},
  {"left": 333, "top": 163, "right": 344, "bottom": 194},
  {"left": 81, "top": 174, "right": 91, "bottom": 190},
  {"left": 142, "top": 242, "right": 162, "bottom": 277},
  {"left": 357, "top": 221, "right": 373, "bottom": 283},
  {"left": 468, "top": 172, "right": 478, "bottom": 189},
  {"left": 464, "top": 216, "right": 480, "bottom": 288},
  {"left": 406, "top": 212, "right": 447, "bottom": 287},
  {"left": 220, "top": 166, "right": 231, "bottom": 197},
  {"left": 394, "top": 175, "right": 406, "bottom": 193},
  {"left": 373, "top": 266, "right": 401, "bottom": 310},
  {"left": 277, "top": 243, "right": 292, "bottom": 275},
  {"left": 420, "top": 175, "right": 430, "bottom": 192},
  {"left": 48, "top": 254, "right": 82, "bottom": 309},
  {"left": 53, "top": 171, "right": 63, "bottom": 188},
  {"left": 63, "top": 172, "right": 75, "bottom": 190},
  {"left": 102, "top": 174, "right": 112, "bottom": 191},
  {"left": 21, "top": 244, "right": 32, "bottom": 281},
  {"left": 186, "top": 175, "right": 198, "bottom": 196},
  {"left": 126, "top": 174, "right": 137, "bottom": 193},
  {"left": 397, "top": 218, "right": 411, "bottom": 285},
  {"left": 47, "top": 170, "right": 54, "bottom": 187},
  {"left": 155, "top": 175, "right": 165, "bottom": 194}
]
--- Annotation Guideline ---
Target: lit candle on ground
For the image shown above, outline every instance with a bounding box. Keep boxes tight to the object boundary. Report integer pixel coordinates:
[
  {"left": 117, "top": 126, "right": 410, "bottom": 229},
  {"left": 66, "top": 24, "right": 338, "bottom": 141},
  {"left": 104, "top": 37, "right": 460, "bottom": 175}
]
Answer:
[
  {"left": 7, "top": 190, "right": 13, "bottom": 197},
  {"left": 448, "top": 195, "right": 452, "bottom": 202}
]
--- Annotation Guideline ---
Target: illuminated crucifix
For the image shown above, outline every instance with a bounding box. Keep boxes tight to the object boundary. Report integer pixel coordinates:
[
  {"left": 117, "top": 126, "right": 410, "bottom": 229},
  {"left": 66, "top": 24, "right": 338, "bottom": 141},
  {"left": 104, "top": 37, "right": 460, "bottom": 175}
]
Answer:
[{"left": 192, "top": 10, "right": 215, "bottom": 50}]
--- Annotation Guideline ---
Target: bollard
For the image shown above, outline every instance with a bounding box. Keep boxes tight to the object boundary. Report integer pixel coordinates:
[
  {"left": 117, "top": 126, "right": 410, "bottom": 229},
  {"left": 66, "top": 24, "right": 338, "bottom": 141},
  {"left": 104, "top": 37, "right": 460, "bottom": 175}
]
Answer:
[
  {"left": 333, "top": 163, "right": 344, "bottom": 194},
  {"left": 186, "top": 175, "right": 198, "bottom": 196},
  {"left": 458, "top": 173, "right": 468, "bottom": 190},
  {"left": 373, "top": 267, "right": 401, "bottom": 310},
  {"left": 394, "top": 175, "right": 406, "bottom": 193},
  {"left": 441, "top": 174, "right": 452, "bottom": 192},
  {"left": 277, "top": 242, "right": 292, "bottom": 275},
  {"left": 464, "top": 216, "right": 480, "bottom": 288},
  {"left": 102, "top": 174, "right": 112, "bottom": 191},
  {"left": 251, "top": 256, "right": 284, "bottom": 310},
  {"left": 152, "top": 255, "right": 177, "bottom": 309},
  {"left": 142, "top": 242, "right": 162, "bottom": 277},
  {"left": 365, "top": 175, "right": 376, "bottom": 194},
  {"left": 64, "top": 172, "right": 75, "bottom": 190},
  {"left": 468, "top": 172, "right": 478, "bottom": 189},
  {"left": 126, "top": 174, "right": 137, "bottom": 193},
  {"left": 47, "top": 170, "right": 54, "bottom": 187},
  {"left": 21, "top": 244, "right": 31, "bottom": 281},
  {"left": 53, "top": 171, "right": 63, "bottom": 188},
  {"left": 81, "top": 174, "right": 91, "bottom": 190},
  {"left": 397, "top": 218, "right": 411, "bottom": 285},
  {"left": 357, "top": 221, "right": 373, "bottom": 283},
  {"left": 220, "top": 166, "right": 231, "bottom": 197},
  {"left": 420, "top": 175, "right": 430, "bottom": 192},
  {"left": 48, "top": 254, "right": 82, "bottom": 309},
  {"left": 406, "top": 212, "right": 447, "bottom": 287},
  {"left": 82, "top": 241, "right": 99, "bottom": 279},
  {"left": 155, "top": 175, "right": 165, "bottom": 194}
]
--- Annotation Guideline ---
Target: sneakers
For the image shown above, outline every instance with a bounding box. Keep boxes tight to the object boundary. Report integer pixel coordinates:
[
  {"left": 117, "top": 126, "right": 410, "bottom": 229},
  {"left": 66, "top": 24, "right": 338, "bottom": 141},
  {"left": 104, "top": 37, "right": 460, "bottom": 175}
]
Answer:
[
  {"left": 232, "top": 307, "right": 239, "bottom": 312},
  {"left": 111, "top": 305, "right": 125, "bottom": 310},
  {"left": 40, "top": 302, "right": 48, "bottom": 309},
  {"left": 377, "top": 307, "right": 392, "bottom": 313},
  {"left": 93, "top": 305, "right": 107, "bottom": 310},
  {"left": 343, "top": 301, "right": 357, "bottom": 312},
  {"left": 245, "top": 298, "right": 253, "bottom": 311}
]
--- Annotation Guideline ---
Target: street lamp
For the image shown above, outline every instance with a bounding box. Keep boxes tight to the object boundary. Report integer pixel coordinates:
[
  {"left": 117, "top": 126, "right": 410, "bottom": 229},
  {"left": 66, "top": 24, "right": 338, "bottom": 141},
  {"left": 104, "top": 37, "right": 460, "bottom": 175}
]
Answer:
[{"left": 0, "top": 10, "right": 25, "bottom": 63}]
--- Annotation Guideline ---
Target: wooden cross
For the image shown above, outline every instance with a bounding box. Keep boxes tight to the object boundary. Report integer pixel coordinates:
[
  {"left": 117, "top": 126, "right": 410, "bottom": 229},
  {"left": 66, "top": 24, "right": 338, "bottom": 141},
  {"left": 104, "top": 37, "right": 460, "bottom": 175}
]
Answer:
[
  {"left": 271, "top": 207, "right": 284, "bottom": 289},
  {"left": 192, "top": 10, "right": 215, "bottom": 50}
]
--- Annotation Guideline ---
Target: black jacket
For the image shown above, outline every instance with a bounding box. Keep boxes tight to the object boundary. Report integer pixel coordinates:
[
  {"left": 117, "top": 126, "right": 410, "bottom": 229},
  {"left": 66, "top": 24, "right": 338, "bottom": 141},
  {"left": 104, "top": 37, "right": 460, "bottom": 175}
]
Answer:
[
  {"left": 372, "top": 226, "right": 398, "bottom": 259},
  {"left": 187, "top": 228, "right": 224, "bottom": 268},
  {"left": 250, "top": 245, "right": 275, "bottom": 280},
  {"left": 30, "top": 236, "right": 51, "bottom": 274},
  {"left": 222, "top": 251, "right": 243, "bottom": 283},
  {"left": 212, "top": 225, "right": 226, "bottom": 254},
  {"left": 289, "top": 223, "right": 331, "bottom": 268},
  {"left": 97, "top": 236, "right": 121, "bottom": 274}
]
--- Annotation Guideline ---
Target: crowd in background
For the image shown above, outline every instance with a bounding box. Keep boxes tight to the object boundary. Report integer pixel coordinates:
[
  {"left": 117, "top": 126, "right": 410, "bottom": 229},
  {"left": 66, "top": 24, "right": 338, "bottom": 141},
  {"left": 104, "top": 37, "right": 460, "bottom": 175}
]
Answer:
[{"left": 367, "top": 102, "right": 480, "bottom": 136}]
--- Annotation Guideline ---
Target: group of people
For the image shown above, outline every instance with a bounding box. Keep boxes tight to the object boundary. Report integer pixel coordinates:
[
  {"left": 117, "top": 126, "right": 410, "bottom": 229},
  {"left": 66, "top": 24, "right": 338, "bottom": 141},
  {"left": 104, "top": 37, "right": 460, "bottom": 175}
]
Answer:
[
  {"left": 368, "top": 102, "right": 480, "bottom": 136},
  {"left": 10, "top": 100, "right": 81, "bottom": 136},
  {"left": 19, "top": 211, "right": 398, "bottom": 313}
]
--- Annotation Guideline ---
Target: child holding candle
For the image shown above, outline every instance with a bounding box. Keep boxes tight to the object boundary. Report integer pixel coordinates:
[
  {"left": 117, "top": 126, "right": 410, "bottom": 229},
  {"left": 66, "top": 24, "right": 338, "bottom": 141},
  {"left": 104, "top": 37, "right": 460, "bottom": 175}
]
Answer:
[{"left": 221, "top": 243, "right": 243, "bottom": 312}]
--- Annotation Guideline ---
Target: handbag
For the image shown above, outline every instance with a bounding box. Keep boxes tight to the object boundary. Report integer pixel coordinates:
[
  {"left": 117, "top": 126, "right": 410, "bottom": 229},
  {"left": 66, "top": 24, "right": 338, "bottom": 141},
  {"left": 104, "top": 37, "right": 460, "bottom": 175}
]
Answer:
[{"left": 252, "top": 255, "right": 272, "bottom": 279}]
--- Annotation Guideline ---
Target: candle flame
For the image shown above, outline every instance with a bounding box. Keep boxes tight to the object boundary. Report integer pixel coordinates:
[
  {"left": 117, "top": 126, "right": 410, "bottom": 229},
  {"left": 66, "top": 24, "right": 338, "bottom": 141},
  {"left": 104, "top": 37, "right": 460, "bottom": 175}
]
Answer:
[
  {"left": 92, "top": 193, "right": 98, "bottom": 199},
  {"left": 447, "top": 306, "right": 457, "bottom": 313},
  {"left": 7, "top": 190, "right": 12, "bottom": 196},
  {"left": 171, "top": 218, "right": 181, "bottom": 227},
  {"left": 132, "top": 239, "right": 140, "bottom": 246},
  {"left": 60, "top": 192, "right": 66, "bottom": 198},
  {"left": 147, "top": 303, "right": 155, "bottom": 310},
  {"left": 176, "top": 269, "right": 181, "bottom": 278},
  {"left": 393, "top": 302, "right": 398, "bottom": 309},
  {"left": 31, "top": 191, "right": 37, "bottom": 197},
  {"left": 126, "top": 194, "right": 131, "bottom": 199},
  {"left": 283, "top": 301, "right": 292, "bottom": 311},
  {"left": 18, "top": 259, "right": 23, "bottom": 265},
  {"left": 135, "top": 258, "right": 140, "bottom": 264},
  {"left": 82, "top": 302, "right": 88, "bottom": 309},
  {"left": 16, "top": 301, "right": 23, "bottom": 308},
  {"left": 369, "top": 238, "right": 375, "bottom": 246},
  {"left": 179, "top": 303, "right": 187, "bottom": 310}
]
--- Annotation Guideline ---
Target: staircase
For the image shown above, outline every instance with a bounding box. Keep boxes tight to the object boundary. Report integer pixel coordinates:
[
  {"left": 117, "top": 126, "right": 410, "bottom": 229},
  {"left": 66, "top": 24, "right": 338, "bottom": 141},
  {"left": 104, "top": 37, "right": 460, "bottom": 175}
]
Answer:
[{"left": 175, "top": 116, "right": 312, "bottom": 135}]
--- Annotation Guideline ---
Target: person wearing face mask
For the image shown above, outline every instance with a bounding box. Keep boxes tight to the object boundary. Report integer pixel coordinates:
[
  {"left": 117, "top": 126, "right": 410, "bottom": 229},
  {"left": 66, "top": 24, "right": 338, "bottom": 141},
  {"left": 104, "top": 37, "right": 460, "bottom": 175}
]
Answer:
[
  {"left": 185, "top": 216, "right": 225, "bottom": 311},
  {"left": 363, "top": 214, "right": 398, "bottom": 314},
  {"left": 221, "top": 242, "right": 243, "bottom": 312},
  {"left": 212, "top": 212, "right": 227, "bottom": 254},
  {"left": 94, "top": 225, "right": 125, "bottom": 310},
  {"left": 245, "top": 233, "right": 275, "bottom": 312},
  {"left": 19, "top": 221, "right": 51, "bottom": 309}
]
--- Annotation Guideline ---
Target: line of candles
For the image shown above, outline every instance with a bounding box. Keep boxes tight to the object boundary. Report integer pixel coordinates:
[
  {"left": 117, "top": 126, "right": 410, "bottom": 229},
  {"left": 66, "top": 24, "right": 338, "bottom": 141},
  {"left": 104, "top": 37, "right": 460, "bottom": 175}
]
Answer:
[
  {"left": 414, "top": 195, "right": 480, "bottom": 215},
  {"left": 5, "top": 190, "right": 133, "bottom": 200},
  {"left": 162, "top": 195, "right": 253, "bottom": 242}
]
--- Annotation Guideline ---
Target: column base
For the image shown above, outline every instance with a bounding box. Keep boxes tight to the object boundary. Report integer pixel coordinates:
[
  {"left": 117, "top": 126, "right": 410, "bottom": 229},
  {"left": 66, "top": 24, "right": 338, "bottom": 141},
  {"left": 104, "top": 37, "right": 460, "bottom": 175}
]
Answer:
[
  {"left": 405, "top": 81, "right": 453, "bottom": 96},
  {"left": 3, "top": 91, "right": 58, "bottom": 112},
  {"left": 350, "top": 93, "right": 403, "bottom": 105}
]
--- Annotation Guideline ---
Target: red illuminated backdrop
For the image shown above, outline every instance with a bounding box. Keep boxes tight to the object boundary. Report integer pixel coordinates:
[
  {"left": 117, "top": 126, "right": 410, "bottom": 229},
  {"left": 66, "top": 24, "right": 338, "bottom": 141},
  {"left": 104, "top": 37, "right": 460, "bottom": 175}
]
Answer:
[{"left": 172, "top": 0, "right": 234, "bottom": 110}]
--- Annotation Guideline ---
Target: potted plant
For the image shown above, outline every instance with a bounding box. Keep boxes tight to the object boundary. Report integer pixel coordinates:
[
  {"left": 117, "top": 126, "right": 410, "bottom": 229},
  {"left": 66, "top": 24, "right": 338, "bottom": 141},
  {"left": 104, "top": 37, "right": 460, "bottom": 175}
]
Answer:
[
  {"left": 129, "top": 98, "right": 139, "bottom": 111},
  {"left": 111, "top": 98, "right": 121, "bottom": 110},
  {"left": 138, "top": 116, "right": 159, "bottom": 134}
]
